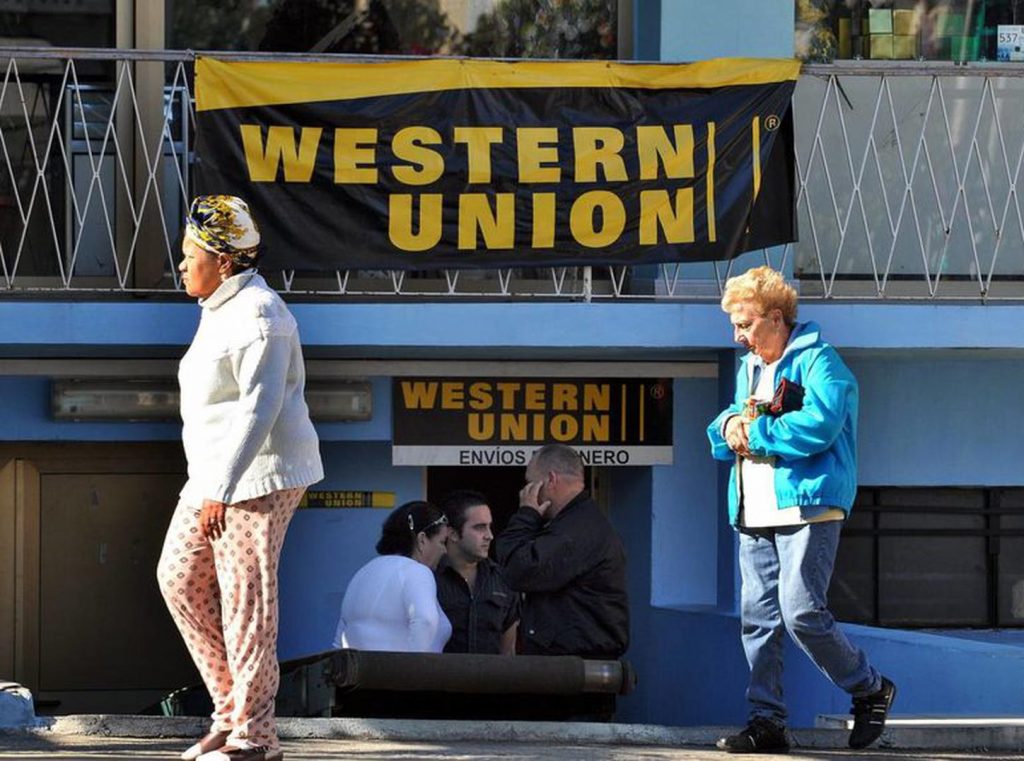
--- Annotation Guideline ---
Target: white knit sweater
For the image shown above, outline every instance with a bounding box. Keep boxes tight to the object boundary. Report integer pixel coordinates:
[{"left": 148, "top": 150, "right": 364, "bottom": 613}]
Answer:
[
  {"left": 178, "top": 271, "right": 324, "bottom": 505},
  {"left": 333, "top": 555, "right": 452, "bottom": 653}
]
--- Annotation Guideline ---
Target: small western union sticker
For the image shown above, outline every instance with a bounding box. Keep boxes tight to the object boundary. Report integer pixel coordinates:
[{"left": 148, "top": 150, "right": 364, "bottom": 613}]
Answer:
[
  {"left": 299, "top": 491, "right": 396, "bottom": 509},
  {"left": 391, "top": 377, "right": 673, "bottom": 467}
]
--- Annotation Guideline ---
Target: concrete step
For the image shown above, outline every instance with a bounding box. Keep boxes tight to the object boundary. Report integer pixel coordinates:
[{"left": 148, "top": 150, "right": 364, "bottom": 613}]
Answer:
[
  {"left": 818, "top": 714, "right": 1024, "bottom": 729},
  {"left": 816, "top": 714, "right": 1024, "bottom": 751},
  {"left": 2, "top": 714, "right": 1024, "bottom": 752}
]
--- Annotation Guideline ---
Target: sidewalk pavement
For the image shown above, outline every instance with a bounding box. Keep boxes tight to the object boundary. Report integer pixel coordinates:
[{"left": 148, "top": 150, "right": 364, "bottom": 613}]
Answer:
[
  {"left": 4, "top": 717, "right": 1024, "bottom": 760},
  {"left": 3, "top": 733, "right": 1024, "bottom": 761}
]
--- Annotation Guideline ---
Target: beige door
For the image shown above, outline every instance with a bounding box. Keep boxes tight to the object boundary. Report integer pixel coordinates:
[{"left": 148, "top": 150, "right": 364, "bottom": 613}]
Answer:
[{"left": 0, "top": 444, "right": 198, "bottom": 714}]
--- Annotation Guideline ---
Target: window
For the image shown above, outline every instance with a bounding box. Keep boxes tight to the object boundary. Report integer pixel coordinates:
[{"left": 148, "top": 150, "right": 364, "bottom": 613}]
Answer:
[
  {"left": 0, "top": 3, "right": 115, "bottom": 281},
  {"left": 830, "top": 487, "right": 1024, "bottom": 628},
  {"left": 0, "top": 0, "right": 115, "bottom": 52},
  {"left": 167, "top": 0, "right": 619, "bottom": 59},
  {"left": 797, "top": 1, "right": 1024, "bottom": 63}
]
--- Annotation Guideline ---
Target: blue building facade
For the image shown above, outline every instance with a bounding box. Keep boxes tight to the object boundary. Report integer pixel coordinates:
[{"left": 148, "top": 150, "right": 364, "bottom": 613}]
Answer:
[{"left": 3, "top": 0, "right": 1024, "bottom": 726}]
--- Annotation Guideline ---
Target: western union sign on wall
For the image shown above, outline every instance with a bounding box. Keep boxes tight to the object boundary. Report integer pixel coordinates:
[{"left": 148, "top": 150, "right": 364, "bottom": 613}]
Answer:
[
  {"left": 194, "top": 57, "right": 799, "bottom": 271},
  {"left": 392, "top": 378, "right": 673, "bottom": 466}
]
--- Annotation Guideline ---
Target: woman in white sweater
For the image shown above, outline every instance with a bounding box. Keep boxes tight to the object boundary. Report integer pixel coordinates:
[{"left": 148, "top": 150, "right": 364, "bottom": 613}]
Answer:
[
  {"left": 334, "top": 501, "right": 452, "bottom": 653},
  {"left": 157, "top": 195, "right": 323, "bottom": 761}
]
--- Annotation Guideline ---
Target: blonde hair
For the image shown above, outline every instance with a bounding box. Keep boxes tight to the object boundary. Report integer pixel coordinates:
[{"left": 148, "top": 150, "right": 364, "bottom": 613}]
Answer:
[{"left": 721, "top": 266, "right": 798, "bottom": 324}]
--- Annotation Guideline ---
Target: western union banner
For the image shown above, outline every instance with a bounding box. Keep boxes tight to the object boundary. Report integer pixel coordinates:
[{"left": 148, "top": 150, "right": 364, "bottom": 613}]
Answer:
[
  {"left": 194, "top": 57, "right": 799, "bottom": 271},
  {"left": 392, "top": 377, "right": 673, "bottom": 466}
]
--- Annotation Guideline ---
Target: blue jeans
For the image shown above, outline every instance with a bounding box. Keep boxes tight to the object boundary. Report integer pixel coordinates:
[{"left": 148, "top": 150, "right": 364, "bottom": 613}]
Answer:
[{"left": 738, "top": 521, "right": 880, "bottom": 726}]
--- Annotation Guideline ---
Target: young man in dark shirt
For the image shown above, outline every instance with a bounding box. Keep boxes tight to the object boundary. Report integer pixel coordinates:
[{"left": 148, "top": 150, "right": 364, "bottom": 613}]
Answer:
[{"left": 435, "top": 490, "right": 519, "bottom": 654}]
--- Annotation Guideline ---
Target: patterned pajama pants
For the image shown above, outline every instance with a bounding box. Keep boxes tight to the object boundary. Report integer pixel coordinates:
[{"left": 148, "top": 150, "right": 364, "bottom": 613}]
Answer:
[{"left": 157, "top": 487, "right": 303, "bottom": 750}]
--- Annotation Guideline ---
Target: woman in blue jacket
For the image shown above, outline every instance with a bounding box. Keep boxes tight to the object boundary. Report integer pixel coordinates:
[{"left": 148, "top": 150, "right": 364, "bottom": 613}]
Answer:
[{"left": 707, "top": 267, "right": 895, "bottom": 754}]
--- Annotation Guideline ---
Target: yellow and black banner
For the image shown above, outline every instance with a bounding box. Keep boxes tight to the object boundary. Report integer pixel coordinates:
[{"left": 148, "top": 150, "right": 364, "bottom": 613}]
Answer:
[
  {"left": 195, "top": 57, "right": 799, "bottom": 270},
  {"left": 392, "top": 377, "right": 673, "bottom": 466}
]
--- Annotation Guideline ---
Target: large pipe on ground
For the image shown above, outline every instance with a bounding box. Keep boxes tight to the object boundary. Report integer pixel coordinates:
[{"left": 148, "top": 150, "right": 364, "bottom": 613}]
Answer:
[{"left": 324, "top": 650, "right": 637, "bottom": 696}]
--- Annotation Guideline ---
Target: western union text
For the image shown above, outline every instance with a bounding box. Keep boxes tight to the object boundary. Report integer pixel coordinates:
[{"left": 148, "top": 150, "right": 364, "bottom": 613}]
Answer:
[
  {"left": 401, "top": 380, "right": 612, "bottom": 443},
  {"left": 239, "top": 123, "right": 718, "bottom": 252}
]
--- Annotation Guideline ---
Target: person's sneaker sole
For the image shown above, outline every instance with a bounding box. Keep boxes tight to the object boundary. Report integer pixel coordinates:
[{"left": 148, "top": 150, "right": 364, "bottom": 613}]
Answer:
[
  {"left": 715, "top": 739, "right": 790, "bottom": 754},
  {"left": 715, "top": 727, "right": 791, "bottom": 754}
]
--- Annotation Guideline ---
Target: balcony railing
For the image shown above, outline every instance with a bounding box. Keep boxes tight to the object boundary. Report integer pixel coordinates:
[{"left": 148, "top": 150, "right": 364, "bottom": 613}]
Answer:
[{"left": 3, "top": 48, "right": 1024, "bottom": 300}]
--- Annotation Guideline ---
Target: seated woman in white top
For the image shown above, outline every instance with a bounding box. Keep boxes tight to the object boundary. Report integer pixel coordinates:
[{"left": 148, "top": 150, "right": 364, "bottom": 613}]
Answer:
[{"left": 333, "top": 500, "right": 453, "bottom": 653}]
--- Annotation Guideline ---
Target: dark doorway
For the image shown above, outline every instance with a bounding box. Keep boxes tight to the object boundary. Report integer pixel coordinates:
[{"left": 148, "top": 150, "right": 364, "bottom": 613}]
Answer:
[
  {"left": 427, "top": 466, "right": 524, "bottom": 540},
  {"left": 426, "top": 463, "right": 597, "bottom": 542}
]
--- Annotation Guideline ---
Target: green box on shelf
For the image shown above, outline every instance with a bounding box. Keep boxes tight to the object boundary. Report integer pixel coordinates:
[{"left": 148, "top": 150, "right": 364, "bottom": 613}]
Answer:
[
  {"left": 869, "top": 8, "right": 893, "bottom": 35},
  {"left": 949, "top": 35, "right": 978, "bottom": 60},
  {"left": 940, "top": 12, "right": 965, "bottom": 37}
]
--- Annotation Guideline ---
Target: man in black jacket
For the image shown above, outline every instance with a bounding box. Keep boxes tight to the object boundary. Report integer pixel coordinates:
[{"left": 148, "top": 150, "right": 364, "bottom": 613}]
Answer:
[{"left": 495, "top": 444, "right": 629, "bottom": 659}]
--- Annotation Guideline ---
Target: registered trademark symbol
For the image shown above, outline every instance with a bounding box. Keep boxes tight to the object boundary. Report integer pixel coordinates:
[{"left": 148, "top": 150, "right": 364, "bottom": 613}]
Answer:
[{"left": 764, "top": 114, "right": 781, "bottom": 131}]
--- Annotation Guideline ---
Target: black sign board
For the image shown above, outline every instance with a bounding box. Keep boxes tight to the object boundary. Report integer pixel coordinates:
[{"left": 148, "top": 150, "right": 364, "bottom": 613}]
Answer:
[{"left": 392, "top": 377, "right": 673, "bottom": 466}]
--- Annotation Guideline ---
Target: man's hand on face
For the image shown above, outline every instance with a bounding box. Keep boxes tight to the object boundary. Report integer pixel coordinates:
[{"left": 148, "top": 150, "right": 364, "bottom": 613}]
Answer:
[
  {"left": 519, "top": 480, "right": 552, "bottom": 517},
  {"left": 725, "top": 414, "right": 752, "bottom": 458}
]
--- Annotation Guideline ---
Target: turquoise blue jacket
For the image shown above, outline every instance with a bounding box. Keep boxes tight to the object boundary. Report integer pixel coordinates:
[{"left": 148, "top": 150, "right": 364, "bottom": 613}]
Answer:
[{"left": 707, "top": 321, "right": 858, "bottom": 527}]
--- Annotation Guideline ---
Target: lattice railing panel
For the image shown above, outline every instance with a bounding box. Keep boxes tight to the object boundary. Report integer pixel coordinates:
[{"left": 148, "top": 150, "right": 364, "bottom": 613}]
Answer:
[
  {"left": 793, "top": 64, "right": 1024, "bottom": 299},
  {"left": 3, "top": 50, "right": 1024, "bottom": 300}
]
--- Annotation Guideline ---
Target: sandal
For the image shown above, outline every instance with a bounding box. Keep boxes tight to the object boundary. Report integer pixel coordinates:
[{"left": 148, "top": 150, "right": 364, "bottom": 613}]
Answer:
[
  {"left": 197, "top": 745, "right": 283, "bottom": 761},
  {"left": 181, "top": 729, "right": 231, "bottom": 761}
]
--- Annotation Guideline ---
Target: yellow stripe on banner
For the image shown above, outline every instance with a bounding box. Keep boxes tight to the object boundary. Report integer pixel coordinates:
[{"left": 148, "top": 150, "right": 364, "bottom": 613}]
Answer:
[
  {"left": 639, "top": 384, "right": 646, "bottom": 443},
  {"left": 752, "top": 115, "right": 762, "bottom": 201},
  {"left": 706, "top": 121, "right": 717, "bottom": 243},
  {"left": 620, "top": 383, "right": 627, "bottom": 442},
  {"left": 196, "top": 57, "right": 802, "bottom": 112}
]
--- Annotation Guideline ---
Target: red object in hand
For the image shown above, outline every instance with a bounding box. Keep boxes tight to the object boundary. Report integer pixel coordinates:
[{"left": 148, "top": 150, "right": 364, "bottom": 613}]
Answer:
[{"left": 769, "top": 378, "right": 805, "bottom": 416}]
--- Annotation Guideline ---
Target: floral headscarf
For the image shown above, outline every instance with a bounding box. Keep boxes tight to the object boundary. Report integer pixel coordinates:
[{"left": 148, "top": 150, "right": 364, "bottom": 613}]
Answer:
[{"left": 185, "top": 195, "right": 261, "bottom": 269}]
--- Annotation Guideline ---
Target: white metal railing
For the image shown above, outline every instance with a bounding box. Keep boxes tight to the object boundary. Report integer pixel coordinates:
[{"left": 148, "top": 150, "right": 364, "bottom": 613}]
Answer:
[
  {"left": 795, "top": 61, "right": 1024, "bottom": 300},
  {"left": 3, "top": 49, "right": 1024, "bottom": 300}
]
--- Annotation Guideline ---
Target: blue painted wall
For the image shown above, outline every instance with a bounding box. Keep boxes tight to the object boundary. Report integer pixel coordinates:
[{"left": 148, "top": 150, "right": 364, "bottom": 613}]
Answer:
[
  {"left": 852, "top": 357, "right": 1024, "bottom": 486},
  {"left": 778, "top": 625, "right": 1024, "bottom": 726},
  {"left": 605, "top": 460, "right": 654, "bottom": 720},
  {"left": 11, "top": 302, "right": 1024, "bottom": 355},
  {"left": 0, "top": 377, "right": 181, "bottom": 440},
  {"left": 651, "top": 377, "right": 722, "bottom": 607},
  {"left": 605, "top": 605, "right": 1024, "bottom": 727},
  {"left": 631, "top": 0, "right": 660, "bottom": 60},
  {"left": 659, "top": 0, "right": 794, "bottom": 61},
  {"left": 277, "top": 440, "right": 424, "bottom": 660}
]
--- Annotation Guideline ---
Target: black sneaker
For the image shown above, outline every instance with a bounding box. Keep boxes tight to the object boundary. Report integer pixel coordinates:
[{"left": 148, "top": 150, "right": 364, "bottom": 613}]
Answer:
[
  {"left": 848, "top": 676, "right": 897, "bottom": 749},
  {"left": 716, "top": 716, "right": 790, "bottom": 753}
]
